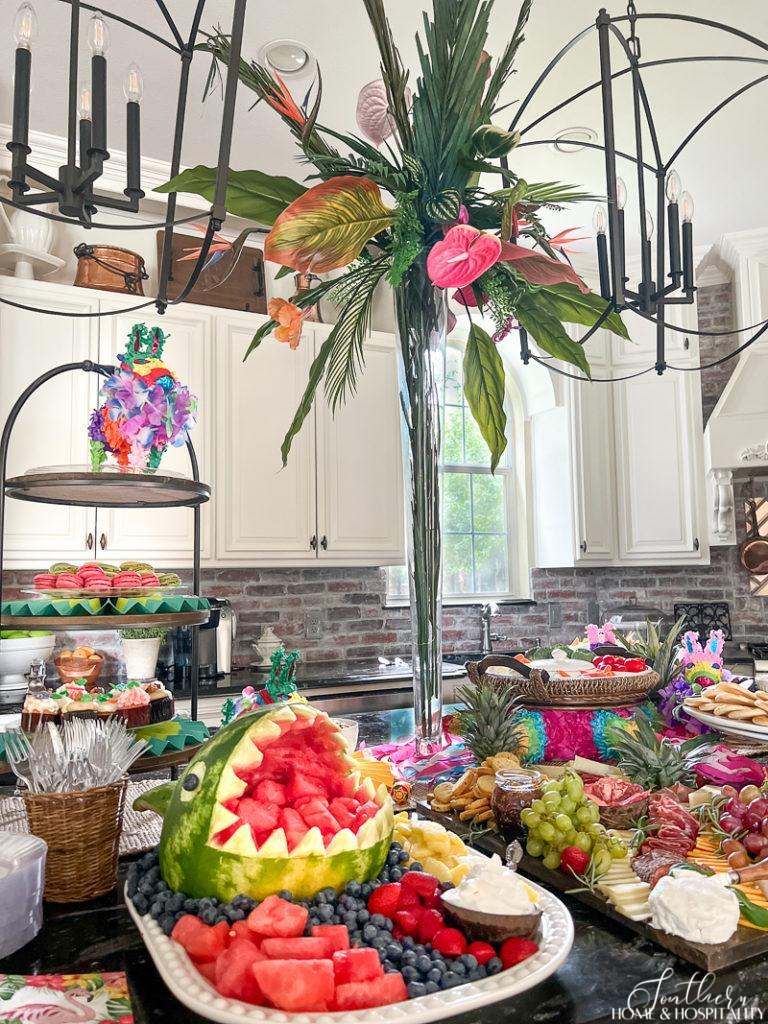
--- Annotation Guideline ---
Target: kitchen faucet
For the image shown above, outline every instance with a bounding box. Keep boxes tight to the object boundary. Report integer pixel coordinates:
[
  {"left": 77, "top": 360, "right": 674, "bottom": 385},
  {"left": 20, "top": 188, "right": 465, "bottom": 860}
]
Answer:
[{"left": 480, "top": 602, "right": 507, "bottom": 655}]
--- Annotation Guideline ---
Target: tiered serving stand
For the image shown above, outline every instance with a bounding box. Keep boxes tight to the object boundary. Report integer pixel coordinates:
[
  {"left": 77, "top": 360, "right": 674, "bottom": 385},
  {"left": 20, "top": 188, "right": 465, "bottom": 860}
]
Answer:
[{"left": 0, "top": 359, "right": 210, "bottom": 721}]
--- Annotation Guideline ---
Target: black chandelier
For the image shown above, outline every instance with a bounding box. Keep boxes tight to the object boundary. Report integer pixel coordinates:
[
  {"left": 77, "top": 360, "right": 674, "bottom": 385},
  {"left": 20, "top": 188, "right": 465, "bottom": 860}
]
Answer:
[
  {"left": 3, "top": 0, "right": 246, "bottom": 317},
  {"left": 507, "top": 2, "right": 768, "bottom": 383}
]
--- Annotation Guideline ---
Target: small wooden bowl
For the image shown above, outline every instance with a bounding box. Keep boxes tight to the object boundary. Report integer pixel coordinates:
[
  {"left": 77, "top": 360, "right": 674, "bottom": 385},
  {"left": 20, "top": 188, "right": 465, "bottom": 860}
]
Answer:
[
  {"left": 441, "top": 895, "right": 542, "bottom": 944},
  {"left": 55, "top": 654, "right": 103, "bottom": 689}
]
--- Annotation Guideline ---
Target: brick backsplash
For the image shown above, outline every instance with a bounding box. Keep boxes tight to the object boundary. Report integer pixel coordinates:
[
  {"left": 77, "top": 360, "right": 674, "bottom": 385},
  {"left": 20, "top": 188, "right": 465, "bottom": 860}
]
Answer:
[{"left": 5, "top": 285, "right": 764, "bottom": 672}]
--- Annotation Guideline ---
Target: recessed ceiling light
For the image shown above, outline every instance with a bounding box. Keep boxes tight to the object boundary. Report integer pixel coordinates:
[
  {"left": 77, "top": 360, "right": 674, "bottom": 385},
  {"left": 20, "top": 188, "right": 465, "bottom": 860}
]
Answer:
[
  {"left": 258, "top": 39, "right": 314, "bottom": 76},
  {"left": 551, "top": 127, "right": 598, "bottom": 153}
]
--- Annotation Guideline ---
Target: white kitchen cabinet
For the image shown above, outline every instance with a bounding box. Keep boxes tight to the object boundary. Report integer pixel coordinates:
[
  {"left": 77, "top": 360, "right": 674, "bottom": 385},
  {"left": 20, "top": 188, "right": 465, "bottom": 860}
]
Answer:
[
  {"left": 569, "top": 375, "right": 618, "bottom": 562},
  {"left": 215, "top": 312, "right": 317, "bottom": 563},
  {"left": 315, "top": 328, "right": 404, "bottom": 563},
  {"left": 0, "top": 279, "right": 98, "bottom": 568},
  {"left": 96, "top": 298, "right": 214, "bottom": 566}
]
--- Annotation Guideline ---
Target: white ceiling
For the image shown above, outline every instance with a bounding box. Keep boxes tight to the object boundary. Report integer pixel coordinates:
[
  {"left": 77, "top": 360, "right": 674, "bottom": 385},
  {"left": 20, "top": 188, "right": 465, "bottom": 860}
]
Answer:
[{"left": 1, "top": 0, "right": 767, "bottom": 248}]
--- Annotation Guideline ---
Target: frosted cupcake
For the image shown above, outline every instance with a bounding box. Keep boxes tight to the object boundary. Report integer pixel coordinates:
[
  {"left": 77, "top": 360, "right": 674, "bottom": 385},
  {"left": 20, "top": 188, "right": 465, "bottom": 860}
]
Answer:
[
  {"left": 143, "top": 682, "right": 174, "bottom": 724},
  {"left": 61, "top": 693, "right": 99, "bottom": 721},
  {"left": 95, "top": 692, "right": 117, "bottom": 722},
  {"left": 56, "top": 681, "right": 88, "bottom": 701},
  {"left": 114, "top": 686, "right": 150, "bottom": 728},
  {"left": 21, "top": 691, "right": 60, "bottom": 731}
]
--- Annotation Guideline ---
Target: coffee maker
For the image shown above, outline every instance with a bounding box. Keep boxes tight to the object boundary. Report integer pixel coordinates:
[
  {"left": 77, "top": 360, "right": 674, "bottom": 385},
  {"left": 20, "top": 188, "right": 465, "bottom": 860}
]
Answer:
[{"left": 159, "top": 599, "right": 237, "bottom": 688}]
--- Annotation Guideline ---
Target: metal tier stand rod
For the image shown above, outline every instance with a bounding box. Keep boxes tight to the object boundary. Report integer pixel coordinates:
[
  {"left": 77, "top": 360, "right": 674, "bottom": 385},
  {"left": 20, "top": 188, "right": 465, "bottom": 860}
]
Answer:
[{"left": 0, "top": 359, "right": 205, "bottom": 720}]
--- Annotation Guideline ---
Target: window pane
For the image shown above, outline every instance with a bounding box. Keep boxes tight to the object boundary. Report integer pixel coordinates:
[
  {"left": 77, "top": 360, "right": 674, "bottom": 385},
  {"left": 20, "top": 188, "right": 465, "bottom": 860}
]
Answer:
[
  {"left": 475, "top": 534, "right": 509, "bottom": 593},
  {"left": 444, "top": 533, "right": 473, "bottom": 594},
  {"left": 444, "top": 346, "right": 463, "bottom": 406},
  {"left": 464, "top": 409, "right": 492, "bottom": 466},
  {"left": 388, "top": 564, "right": 408, "bottom": 600},
  {"left": 443, "top": 405, "right": 464, "bottom": 464},
  {"left": 472, "top": 475, "right": 506, "bottom": 533},
  {"left": 443, "top": 472, "right": 471, "bottom": 533}
]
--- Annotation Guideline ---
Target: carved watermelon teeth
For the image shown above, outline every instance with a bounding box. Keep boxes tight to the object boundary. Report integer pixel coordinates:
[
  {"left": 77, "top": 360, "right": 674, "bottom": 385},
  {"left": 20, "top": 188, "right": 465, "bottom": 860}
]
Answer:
[{"left": 209, "top": 706, "right": 393, "bottom": 856}]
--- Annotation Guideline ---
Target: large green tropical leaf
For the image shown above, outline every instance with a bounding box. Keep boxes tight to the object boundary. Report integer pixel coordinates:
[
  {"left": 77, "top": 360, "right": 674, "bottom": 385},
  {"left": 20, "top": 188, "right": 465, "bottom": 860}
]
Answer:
[
  {"left": 463, "top": 323, "right": 508, "bottom": 472},
  {"left": 156, "top": 166, "right": 306, "bottom": 226},
  {"left": 534, "top": 283, "right": 629, "bottom": 339},
  {"left": 265, "top": 176, "right": 393, "bottom": 273},
  {"left": 515, "top": 295, "right": 592, "bottom": 378}
]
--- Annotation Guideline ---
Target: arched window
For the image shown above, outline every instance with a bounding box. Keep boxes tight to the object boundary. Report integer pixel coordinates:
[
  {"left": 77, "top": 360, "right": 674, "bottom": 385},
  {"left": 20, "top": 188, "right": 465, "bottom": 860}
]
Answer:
[{"left": 388, "top": 336, "right": 528, "bottom": 601}]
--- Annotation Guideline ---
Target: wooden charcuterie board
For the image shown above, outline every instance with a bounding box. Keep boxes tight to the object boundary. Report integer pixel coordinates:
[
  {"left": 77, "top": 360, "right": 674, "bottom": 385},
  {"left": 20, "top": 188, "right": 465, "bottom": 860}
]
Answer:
[{"left": 416, "top": 799, "right": 768, "bottom": 971}]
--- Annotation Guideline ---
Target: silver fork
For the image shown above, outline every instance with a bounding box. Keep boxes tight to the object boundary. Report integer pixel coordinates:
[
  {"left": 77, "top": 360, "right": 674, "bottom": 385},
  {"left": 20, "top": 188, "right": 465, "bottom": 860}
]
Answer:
[{"left": 4, "top": 730, "right": 34, "bottom": 790}]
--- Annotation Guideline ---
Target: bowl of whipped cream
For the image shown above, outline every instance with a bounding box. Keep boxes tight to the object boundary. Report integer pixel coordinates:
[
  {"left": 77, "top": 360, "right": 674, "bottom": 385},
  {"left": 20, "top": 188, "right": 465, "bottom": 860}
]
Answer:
[{"left": 441, "top": 854, "right": 542, "bottom": 943}]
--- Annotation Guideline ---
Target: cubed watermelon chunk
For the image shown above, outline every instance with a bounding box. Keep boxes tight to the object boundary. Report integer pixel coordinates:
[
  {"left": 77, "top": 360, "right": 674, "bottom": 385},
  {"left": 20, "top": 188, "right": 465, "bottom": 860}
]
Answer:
[
  {"left": 172, "top": 916, "right": 230, "bottom": 963},
  {"left": 328, "top": 798, "right": 356, "bottom": 829},
  {"left": 302, "top": 806, "right": 341, "bottom": 833},
  {"left": 236, "top": 798, "right": 280, "bottom": 833},
  {"left": 261, "top": 936, "right": 331, "bottom": 959},
  {"left": 229, "top": 920, "right": 259, "bottom": 945},
  {"left": 353, "top": 801, "right": 380, "bottom": 829},
  {"left": 195, "top": 960, "right": 217, "bottom": 985},
  {"left": 247, "top": 895, "right": 308, "bottom": 938},
  {"left": 334, "top": 974, "right": 408, "bottom": 1010},
  {"left": 332, "top": 947, "right": 383, "bottom": 984},
  {"left": 279, "top": 807, "right": 308, "bottom": 851},
  {"left": 215, "top": 939, "right": 265, "bottom": 1003},
  {"left": 252, "top": 959, "right": 335, "bottom": 1013},
  {"left": 287, "top": 774, "right": 328, "bottom": 801},
  {"left": 254, "top": 779, "right": 287, "bottom": 806},
  {"left": 311, "top": 925, "right": 350, "bottom": 953}
]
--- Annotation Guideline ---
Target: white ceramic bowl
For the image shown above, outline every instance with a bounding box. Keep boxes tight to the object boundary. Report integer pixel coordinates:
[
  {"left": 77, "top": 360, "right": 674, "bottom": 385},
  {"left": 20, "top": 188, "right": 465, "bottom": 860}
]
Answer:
[{"left": 0, "top": 633, "right": 55, "bottom": 691}]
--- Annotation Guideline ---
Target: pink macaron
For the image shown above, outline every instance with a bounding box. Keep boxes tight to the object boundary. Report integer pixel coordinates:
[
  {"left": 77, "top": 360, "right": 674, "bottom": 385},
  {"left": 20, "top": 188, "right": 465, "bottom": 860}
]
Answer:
[
  {"left": 56, "top": 573, "right": 84, "bottom": 589},
  {"left": 33, "top": 572, "right": 57, "bottom": 589}
]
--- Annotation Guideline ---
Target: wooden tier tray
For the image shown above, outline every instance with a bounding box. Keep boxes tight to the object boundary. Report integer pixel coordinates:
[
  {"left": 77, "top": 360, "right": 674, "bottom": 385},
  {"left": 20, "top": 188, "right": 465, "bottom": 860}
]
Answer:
[
  {"left": 4, "top": 469, "right": 210, "bottom": 508},
  {"left": 416, "top": 799, "right": 768, "bottom": 972},
  {"left": 0, "top": 610, "right": 210, "bottom": 631}
]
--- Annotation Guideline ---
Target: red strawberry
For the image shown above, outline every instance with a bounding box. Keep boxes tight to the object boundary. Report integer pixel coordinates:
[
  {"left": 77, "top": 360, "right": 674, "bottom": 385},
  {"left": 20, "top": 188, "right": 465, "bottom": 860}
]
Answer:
[
  {"left": 431, "top": 927, "right": 467, "bottom": 958},
  {"left": 499, "top": 937, "right": 539, "bottom": 969},
  {"left": 467, "top": 941, "right": 496, "bottom": 966},
  {"left": 401, "top": 872, "right": 439, "bottom": 900},
  {"left": 417, "top": 908, "right": 444, "bottom": 944},
  {"left": 422, "top": 888, "right": 444, "bottom": 911},
  {"left": 396, "top": 886, "right": 421, "bottom": 910},
  {"left": 392, "top": 910, "right": 420, "bottom": 936},
  {"left": 367, "top": 883, "right": 402, "bottom": 918}
]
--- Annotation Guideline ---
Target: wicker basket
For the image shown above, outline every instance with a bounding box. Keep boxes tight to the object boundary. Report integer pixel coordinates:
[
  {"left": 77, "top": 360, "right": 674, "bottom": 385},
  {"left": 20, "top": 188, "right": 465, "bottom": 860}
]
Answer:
[
  {"left": 466, "top": 655, "right": 659, "bottom": 709},
  {"left": 598, "top": 796, "right": 649, "bottom": 829},
  {"left": 21, "top": 779, "right": 127, "bottom": 903}
]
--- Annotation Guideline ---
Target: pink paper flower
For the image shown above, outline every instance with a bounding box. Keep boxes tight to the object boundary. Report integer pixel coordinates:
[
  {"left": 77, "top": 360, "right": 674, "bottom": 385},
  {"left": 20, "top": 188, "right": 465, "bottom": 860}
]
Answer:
[{"left": 427, "top": 225, "right": 501, "bottom": 289}]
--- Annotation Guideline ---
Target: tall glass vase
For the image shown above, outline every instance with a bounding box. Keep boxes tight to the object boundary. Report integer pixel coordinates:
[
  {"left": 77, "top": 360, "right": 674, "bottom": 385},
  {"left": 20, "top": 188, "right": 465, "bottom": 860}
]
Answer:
[{"left": 394, "top": 259, "right": 448, "bottom": 755}]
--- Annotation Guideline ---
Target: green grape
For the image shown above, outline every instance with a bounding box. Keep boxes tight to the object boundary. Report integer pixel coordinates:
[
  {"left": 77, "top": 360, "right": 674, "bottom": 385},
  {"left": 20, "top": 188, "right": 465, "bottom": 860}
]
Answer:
[
  {"left": 525, "top": 812, "right": 541, "bottom": 829},
  {"left": 542, "top": 779, "right": 563, "bottom": 794},
  {"left": 531, "top": 799, "right": 546, "bottom": 815},
  {"left": 526, "top": 837, "right": 544, "bottom": 858},
  {"left": 559, "top": 796, "right": 576, "bottom": 815},
  {"left": 520, "top": 808, "right": 533, "bottom": 826},
  {"left": 565, "top": 777, "right": 584, "bottom": 801},
  {"left": 574, "top": 831, "right": 592, "bottom": 853},
  {"left": 564, "top": 829, "right": 578, "bottom": 846},
  {"left": 586, "top": 802, "right": 600, "bottom": 823},
  {"left": 554, "top": 813, "right": 572, "bottom": 833},
  {"left": 541, "top": 842, "right": 551, "bottom": 857},
  {"left": 542, "top": 850, "right": 561, "bottom": 871},
  {"left": 592, "top": 849, "right": 612, "bottom": 876},
  {"left": 575, "top": 806, "right": 592, "bottom": 825},
  {"left": 543, "top": 792, "right": 561, "bottom": 811},
  {"left": 587, "top": 822, "right": 606, "bottom": 837},
  {"left": 538, "top": 822, "right": 556, "bottom": 842},
  {"left": 608, "top": 839, "right": 628, "bottom": 859}
]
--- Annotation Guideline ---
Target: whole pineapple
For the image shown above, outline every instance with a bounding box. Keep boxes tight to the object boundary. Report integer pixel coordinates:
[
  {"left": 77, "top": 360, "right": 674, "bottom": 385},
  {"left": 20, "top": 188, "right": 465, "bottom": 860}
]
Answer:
[
  {"left": 606, "top": 714, "right": 717, "bottom": 789},
  {"left": 454, "top": 679, "right": 524, "bottom": 763}
]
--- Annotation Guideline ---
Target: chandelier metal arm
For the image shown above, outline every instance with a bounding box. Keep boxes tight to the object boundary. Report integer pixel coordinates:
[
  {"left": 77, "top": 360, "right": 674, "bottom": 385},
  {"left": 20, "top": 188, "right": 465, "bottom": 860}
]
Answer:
[
  {"left": 55, "top": 0, "right": 183, "bottom": 54},
  {"left": 515, "top": 136, "right": 656, "bottom": 173},
  {"left": 154, "top": 0, "right": 186, "bottom": 52},
  {"left": 615, "top": 12, "right": 768, "bottom": 57}
]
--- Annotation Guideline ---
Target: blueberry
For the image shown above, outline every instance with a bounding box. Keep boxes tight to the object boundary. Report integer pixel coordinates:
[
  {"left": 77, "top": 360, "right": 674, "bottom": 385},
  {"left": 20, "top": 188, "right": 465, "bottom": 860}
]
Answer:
[
  {"left": 438, "top": 880, "right": 455, "bottom": 892},
  {"left": 232, "top": 894, "right": 255, "bottom": 911},
  {"left": 380, "top": 918, "right": 393, "bottom": 932},
  {"left": 349, "top": 931, "right": 362, "bottom": 946},
  {"left": 361, "top": 883, "right": 373, "bottom": 899},
  {"left": 127, "top": 863, "right": 139, "bottom": 879},
  {"left": 430, "top": 948, "right": 444, "bottom": 962},
  {"left": 385, "top": 942, "right": 402, "bottom": 961},
  {"left": 150, "top": 901, "right": 164, "bottom": 920},
  {"left": 199, "top": 897, "right": 217, "bottom": 909},
  {"left": 469, "top": 967, "right": 487, "bottom": 981},
  {"left": 441, "top": 971, "right": 461, "bottom": 989},
  {"left": 430, "top": 959, "right": 446, "bottom": 974},
  {"left": 401, "top": 966, "right": 419, "bottom": 982},
  {"left": 413, "top": 944, "right": 426, "bottom": 956},
  {"left": 451, "top": 961, "right": 467, "bottom": 976},
  {"left": 183, "top": 899, "right": 200, "bottom": 914},
  {"left": 167, "top": 894, "right": 186, "bottom": 913},
  {"left": 320, "top": 887, "right": 336, "bottom": 901},
  {"left": 460, "top": 954, "right": 478, "bottom": 970},
  {"left": 200, "top": 907, "right": 218, "bottom": 925},
  {"left": 369, "top": 880, "right": 381, "bottom": 891},
  {"left": 126, "top": 879, "right": 138, "bottom": 898},
  {"left": 415, "top": 955, "right": 432, "bottom": 975},
  {"left": 487, "top": 957, "right": 502, "bottom": 975},
  {"left": 356, "top": 909, "right": 370, "bottom": 925},
  {"left": 317, "top": 905, "right": 334, "bottom": 922},
  {"left": 407, "top": 982, "right": 427, "bottom": 999},
  {"left": 425, "top": 981, "right": 440, "bottom": 994},
  {"left": 215, "top": 914, "right": 229, "bottom": 925},
  {"left": 398, "top": 849, "right": 409, "bottom": 863},
  {"left": 385, "top": 965, "right": 401, "bottom": 974},
  {"left": 345, "top": 881, "right": 362, "bottom": 897},
  {"left": 138, "top": 879, "right": 156, "bottom": 897},
  {"left": 387, "top": 851, "right": 400, "bottom": 867},
  {"left": 372, "top": 936, "right": 390, "bottom": 950},
  {"left": 160, "top": 915, "right": 176, "bottom": 936},
  {"left": 140, "top": 852, "right": 157, "bottom": 870},
  {"left": 401, "top": 950, "right": 417, "bottom": 966},
  {"left": 133, "top": 894, "right": 149, "bottom": 915},
  {"left": 370, "top": 914, "right": 388, "bottom": 928},
  {"left": 409, "top": 862, "right": 423, "bottom": 872},
  {"left": 362, "top": 924, "right": 378, "bottom": 942},
  {"left": 427, "top": 968, "right": 442, "bottom": 983},
  {"left": 390, "top": 868, "right": 403, "bottom": 882},
  {"left": 227, "top": 908, "right": 246, "bottom": 922},
  {"left": 330, "top": 915, "right": 342, "bottom": 925},
  {"left": 378, "top": 870, "right": 391, "bottom": 884},
  {"left": 156, "top": 881, "right": 169, "bottom": 894},
  {"left": 402, "top": 936, "right": 415, "bottom": 949},
  {"left": 277, "top": 890, "right": 293, "bottom": 902}
]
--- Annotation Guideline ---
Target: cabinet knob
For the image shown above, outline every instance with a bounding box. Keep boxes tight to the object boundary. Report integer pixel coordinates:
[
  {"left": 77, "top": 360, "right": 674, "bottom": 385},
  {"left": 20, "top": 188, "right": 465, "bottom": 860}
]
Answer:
[
  {"left": 693, "top": 536, "right": 700, "bottom": 551},
  {"left": 86, "top": 532, "right": 94, "bottom": 551},
  {"left": 99, "top": 533, "right": 108, "bottom": 551},
  {"left": 309, "top": 535, "right": 318, "bottom": 551},
  {"left": 320, "top": 535, "right": 328, "bottom": 551},
  {"left": 580, "top": 540, "right": 588, "bottom": 553},
  {"left": 683, "top": 336, "right": 690, "bottom": 350}
]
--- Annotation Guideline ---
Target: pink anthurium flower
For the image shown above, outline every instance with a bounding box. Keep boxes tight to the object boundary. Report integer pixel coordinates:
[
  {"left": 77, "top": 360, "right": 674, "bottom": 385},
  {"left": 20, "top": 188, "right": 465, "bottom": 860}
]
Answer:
[
  {"left": 451, "top": 285, "right": 483, "bottom": 308},
  {"left": 427, "top": 225, "right": 501, "bottom": 289}
]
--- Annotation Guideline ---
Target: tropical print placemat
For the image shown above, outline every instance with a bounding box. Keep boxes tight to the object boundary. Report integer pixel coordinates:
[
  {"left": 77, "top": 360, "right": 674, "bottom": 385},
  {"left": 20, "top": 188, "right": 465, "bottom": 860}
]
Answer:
[{"left": 0, "top": 971, "right": 133, "bottom": 1023}]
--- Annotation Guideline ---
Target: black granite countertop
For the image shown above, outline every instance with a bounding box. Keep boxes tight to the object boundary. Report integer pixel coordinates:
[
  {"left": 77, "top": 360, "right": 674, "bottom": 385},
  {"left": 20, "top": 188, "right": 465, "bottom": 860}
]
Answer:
[{"left": 3, "top": 708, "right": 768, "bottom": 1022}]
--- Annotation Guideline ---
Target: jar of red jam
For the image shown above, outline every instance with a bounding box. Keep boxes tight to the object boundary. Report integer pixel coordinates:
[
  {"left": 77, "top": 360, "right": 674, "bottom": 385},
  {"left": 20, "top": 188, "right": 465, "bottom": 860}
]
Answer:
[{"left": 490, "top": 770, "right": 544, "bottom": 842}]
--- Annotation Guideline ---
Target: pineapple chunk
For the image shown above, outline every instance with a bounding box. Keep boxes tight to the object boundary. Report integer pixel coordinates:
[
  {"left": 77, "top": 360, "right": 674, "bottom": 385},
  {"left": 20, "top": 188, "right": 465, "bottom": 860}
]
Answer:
[
  {"left": 449, "top": 862, "right": 470, "bottom": 885},
  {"left": 420, "top": 856, "right": 453, "bottom": 883}
]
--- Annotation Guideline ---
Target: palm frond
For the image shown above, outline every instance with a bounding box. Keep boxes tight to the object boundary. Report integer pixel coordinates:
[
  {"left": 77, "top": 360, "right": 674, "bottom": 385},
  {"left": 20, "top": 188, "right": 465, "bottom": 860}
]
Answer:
[
  {"left": 362, "top": 0, "right": 413, "bottom": 150},
  {"left": 478, "top": 0, "right": 532, "bottom": 124},
  {"left": 492, "top": 180, "right": 601, "bottom": 206}
]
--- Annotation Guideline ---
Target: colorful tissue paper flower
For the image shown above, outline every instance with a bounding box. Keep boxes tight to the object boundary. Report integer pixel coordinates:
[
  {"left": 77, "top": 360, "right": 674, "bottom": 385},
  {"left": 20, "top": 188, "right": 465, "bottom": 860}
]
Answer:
[
  {"left": 268, "top": 297, "right": 304, "bottom": 350},
  {"left": 427, "top": 225, "right": 501, "bottom": 289}
]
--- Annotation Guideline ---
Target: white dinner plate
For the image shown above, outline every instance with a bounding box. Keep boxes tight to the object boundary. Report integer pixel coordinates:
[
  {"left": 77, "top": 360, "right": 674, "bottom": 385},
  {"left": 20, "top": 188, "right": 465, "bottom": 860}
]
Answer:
[
  {"left": 685, "top": 705, "right": 768, "bottom": 740},
  {"left": 126, "top": 858, "right": 574, "bottom": 1024}
]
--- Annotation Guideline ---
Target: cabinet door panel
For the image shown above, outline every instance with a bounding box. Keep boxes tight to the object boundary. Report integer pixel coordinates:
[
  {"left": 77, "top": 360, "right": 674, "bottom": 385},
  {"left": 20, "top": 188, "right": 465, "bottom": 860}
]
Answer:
[
  {"left": 0, "top": 281, "right": 97, "bottom": 566},
  {"left": 569, "top": 377, "right": 616, "bottom": 562},
  {"left": 215, "top": 316, "right": 316, "bottom": 562},
  {"left": 315, "top": 330, "right": 404, "bottom": 563},
  {"left": 614, "top": 371, "right": 704, "bottom": 560},
  {"left": 96, "top": 301, "right": 213, "bottom": 565}
]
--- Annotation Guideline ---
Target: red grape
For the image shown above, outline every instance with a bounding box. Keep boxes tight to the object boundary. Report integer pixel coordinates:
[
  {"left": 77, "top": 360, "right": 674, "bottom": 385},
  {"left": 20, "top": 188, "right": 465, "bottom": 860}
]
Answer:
[
  {"left": 726, "top": 798, "right": 747, "bottom": 818},
  {"left": 722, "top": 785, "right": 739, "bottom": 801},
  {"left": 748, "top": 798, "right": 768, "bottom": 818},
  {"left": 744, "top": 832, "right": 765, "bottom": 855},
  {"left": 744, "top": 811, "right": 763, "bottom": 832},
  {"left": 719, "top": 814, "right": 742, "bottom": 834},
  {"left": 758, "top": 843, "right": 768, "bottom": 862},
  {"left": 761, "top": 819, "right": 768, "bottom": 839}
]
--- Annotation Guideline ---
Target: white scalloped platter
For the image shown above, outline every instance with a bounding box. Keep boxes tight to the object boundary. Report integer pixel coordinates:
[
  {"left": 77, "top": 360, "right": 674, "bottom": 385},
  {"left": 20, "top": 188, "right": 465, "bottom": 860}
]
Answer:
[
  {"left": 686, "top": 706, "right": 768, "bottom": 741},
  {"left": 126, "top": 867, "right": 574, "bottom": 1024}
]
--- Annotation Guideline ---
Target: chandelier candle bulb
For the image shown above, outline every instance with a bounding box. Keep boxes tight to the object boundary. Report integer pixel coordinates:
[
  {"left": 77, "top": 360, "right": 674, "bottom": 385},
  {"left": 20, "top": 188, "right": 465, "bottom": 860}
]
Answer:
[
  {"left": 78, "top": 84, "right": 92, "bottom": 168},
  {"left": 681, "top": 191, "right": 694, "bottom": 292},
  {"left": 124, "top": 65, "right": 143, "bottom": 198},
  {"left": 593, "top": 205, "right": 610, "bottom": 301},
  {"left": 9, "top": 4, "right": 35, "bottom": 179}
]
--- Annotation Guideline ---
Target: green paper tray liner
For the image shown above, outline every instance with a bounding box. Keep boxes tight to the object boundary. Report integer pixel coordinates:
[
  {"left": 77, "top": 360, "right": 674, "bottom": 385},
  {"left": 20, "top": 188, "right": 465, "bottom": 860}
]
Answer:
[{"left": 1, "top": 596, "right": 210, "bottom": 617}]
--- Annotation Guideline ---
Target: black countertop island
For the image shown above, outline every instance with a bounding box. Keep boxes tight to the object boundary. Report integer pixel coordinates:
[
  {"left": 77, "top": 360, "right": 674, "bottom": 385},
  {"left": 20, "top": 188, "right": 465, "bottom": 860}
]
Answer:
[{"left": 2, "top": 707, "right": 767, "bottom": 1023}]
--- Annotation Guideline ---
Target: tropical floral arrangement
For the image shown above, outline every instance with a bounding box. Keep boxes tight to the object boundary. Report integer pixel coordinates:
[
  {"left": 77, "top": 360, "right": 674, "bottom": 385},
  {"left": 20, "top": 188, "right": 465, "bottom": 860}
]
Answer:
[{"left": 160, "top": 0, "right": 627, "bottom": 471}]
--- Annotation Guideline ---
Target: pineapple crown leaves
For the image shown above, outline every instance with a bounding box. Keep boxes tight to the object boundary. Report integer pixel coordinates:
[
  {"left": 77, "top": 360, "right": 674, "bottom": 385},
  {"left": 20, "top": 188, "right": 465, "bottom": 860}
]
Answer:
[
  {"left": 454, "top": 677, "right": 525, "bottom": 763},
  {"left": 606, "top": 712, "right": 719, "bottom": 789}
]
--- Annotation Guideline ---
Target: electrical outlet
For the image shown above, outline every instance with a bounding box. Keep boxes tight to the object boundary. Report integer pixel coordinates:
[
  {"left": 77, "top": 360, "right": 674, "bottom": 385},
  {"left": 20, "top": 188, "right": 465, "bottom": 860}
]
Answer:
[
  {"left": 304, "top": 612, "right": 322, "bottom": 638},
  {"left": 548, "top": 602, "right": 562, "bottom": 629}
]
